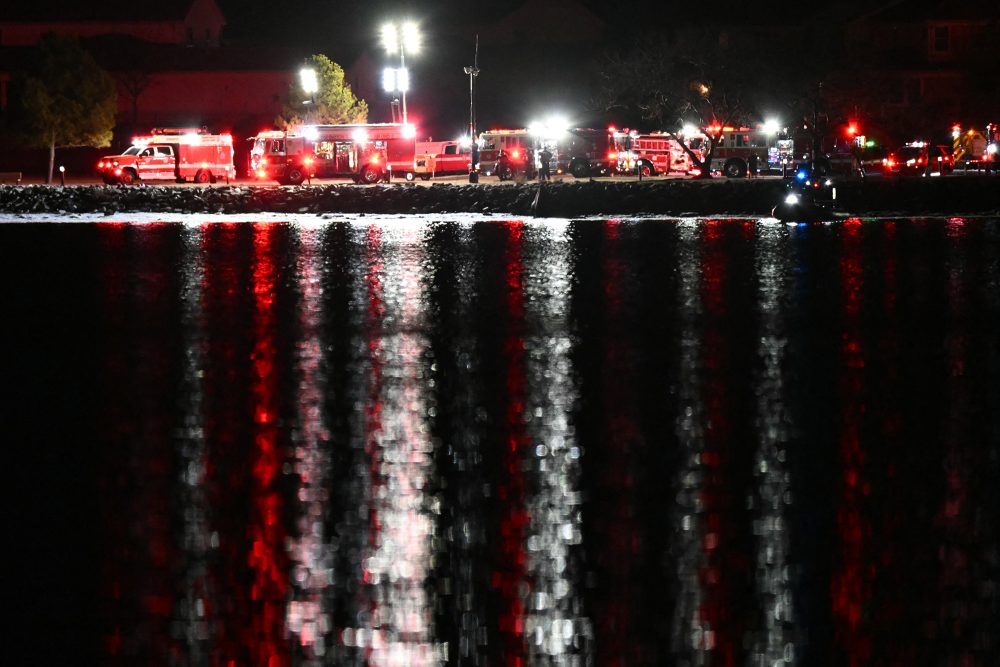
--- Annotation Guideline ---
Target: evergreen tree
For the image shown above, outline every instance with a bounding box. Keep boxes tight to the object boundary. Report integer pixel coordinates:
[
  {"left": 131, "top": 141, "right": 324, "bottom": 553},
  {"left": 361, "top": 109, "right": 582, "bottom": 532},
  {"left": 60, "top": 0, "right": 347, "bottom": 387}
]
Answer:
[
  {"left": 10, "top": 33, "right": 117, "bottom": 183},
  {"left": 277, "top": 54, "right": 368, "bottom": 128}
]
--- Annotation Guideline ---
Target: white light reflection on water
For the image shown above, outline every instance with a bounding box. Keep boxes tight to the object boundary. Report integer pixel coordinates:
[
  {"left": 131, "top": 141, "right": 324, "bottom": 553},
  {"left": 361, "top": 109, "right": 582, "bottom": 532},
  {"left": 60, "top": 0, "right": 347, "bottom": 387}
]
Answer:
[
  {"left": 176, "top": 224, "right": 212, "bottom": 660},
  {"left": 670, "top": 220, "right": 710, "bottom": 661},
  {"left": 521, "top": 220, "right": 589, "bottom": 664},
  {"left": 751, "top": 220, "right": 796, "bottom": 665},
  {"left": 286, "top": 223, "right": 333, "bottom": 663},
  {"left": 350, "top": 221, "right": 444, "bottom": 664}
]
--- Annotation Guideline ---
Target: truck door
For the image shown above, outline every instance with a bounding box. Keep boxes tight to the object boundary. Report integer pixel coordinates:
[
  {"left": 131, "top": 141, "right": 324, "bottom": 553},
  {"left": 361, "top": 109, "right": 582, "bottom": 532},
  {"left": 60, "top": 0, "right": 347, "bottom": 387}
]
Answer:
[{"left": 139, "top": 145, "right": 175, "bottom": 180}]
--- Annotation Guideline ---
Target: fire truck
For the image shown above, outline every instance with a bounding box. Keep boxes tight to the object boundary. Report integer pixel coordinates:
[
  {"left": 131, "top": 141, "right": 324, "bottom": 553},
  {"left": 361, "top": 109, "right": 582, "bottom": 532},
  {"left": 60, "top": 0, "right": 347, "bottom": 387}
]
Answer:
[
  {"left": 553, "top": 128, "right": 619, "bottom": 177},
  {"left": 410, "top": 140, "right": 472, "bottom": 180},
  {"left": 612, "top": 129, "right": 695, "bottom": 176},
  {"left": 477, "top": 129, "right": 531, "bottom": 176},
  {"left": 694, "top": 126, "right": 782, "bottom": 178},
  {"left": 96, "top": 128, "right": 235, "bottom": 185},
  {"left": 250, "top": 123, "right": 417, "bottom": 185}
]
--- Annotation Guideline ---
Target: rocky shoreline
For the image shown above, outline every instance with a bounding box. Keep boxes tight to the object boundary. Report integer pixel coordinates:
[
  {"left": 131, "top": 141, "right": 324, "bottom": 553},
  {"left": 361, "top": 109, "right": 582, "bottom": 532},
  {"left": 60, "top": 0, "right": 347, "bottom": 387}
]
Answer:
[{"left": 1, "top": 176, "right": 997, "bottom": 217}]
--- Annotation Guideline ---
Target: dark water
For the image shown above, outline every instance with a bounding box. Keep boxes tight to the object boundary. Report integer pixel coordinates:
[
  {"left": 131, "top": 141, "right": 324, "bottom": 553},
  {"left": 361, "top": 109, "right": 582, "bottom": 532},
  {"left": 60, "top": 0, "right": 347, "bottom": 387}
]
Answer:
[{"left": 4, "top": 217, "right": 999, "bottom": 666}]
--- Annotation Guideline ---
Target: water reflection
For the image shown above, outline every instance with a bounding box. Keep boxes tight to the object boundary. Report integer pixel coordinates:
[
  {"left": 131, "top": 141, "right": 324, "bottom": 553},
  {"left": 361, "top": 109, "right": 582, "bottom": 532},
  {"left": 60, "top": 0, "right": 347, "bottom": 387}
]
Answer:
[{"left": 20, "top": 216, "right": 998, "bottom": 665}]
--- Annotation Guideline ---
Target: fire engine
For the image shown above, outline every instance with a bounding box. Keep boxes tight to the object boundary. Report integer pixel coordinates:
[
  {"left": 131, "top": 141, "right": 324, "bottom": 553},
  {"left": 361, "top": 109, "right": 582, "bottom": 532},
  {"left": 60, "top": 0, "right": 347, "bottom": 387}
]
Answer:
[
  {"left": 250, "top": 123, "right": 417, "bottom": 185},
  {"left": 96, "top": 128, "right": 235, "bottom": 185},
  {"left": 477, "top": 129, "right": 531, "bottom": 176},
  {"left": 553, "top": 128, "right": 619, "bottom": 178},
  {"left": 410, "top": 140, "right": 472, "bottom": 180},
  {"left": 613, "top": 129, "right": 695, "bottom": 176},
  {"left": 695, "top": 126, "right": 781, "bottom": 178}
]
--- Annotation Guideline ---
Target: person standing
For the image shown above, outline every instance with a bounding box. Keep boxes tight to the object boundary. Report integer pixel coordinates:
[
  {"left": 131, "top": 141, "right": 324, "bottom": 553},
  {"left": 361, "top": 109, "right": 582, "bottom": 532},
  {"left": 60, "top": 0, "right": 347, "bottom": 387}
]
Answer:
[
  {"left": 748, "top": 152, "right": 759, "bottom": 178},
  {"left": 539, "top": 146, "right": 553, "bottom": 182}
]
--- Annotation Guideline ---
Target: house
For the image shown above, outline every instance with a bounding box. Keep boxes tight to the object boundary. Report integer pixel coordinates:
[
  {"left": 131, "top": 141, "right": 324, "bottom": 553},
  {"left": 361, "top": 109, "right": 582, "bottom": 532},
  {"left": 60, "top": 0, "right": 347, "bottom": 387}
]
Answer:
[
  {"left": 844, "top": 0, "right": 999, "bottom": 135},
  {"left": 0, "top": 0, "right": 226, "bottom": 47}
]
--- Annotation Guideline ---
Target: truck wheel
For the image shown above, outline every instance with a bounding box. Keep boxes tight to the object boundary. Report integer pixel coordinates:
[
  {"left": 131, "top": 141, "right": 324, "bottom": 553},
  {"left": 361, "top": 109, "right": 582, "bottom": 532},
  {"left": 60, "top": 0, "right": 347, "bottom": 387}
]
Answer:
[
  {"left": 571, "top": 161, "right": 590, "bottom": 178},
  {"left": 359, "top": 165, "right": 381, "bottom": 184},
  {"left": 723, "top": 159, "right": 746, "bottom": 178},
  {"left": 119, "top": 169, "right": 137, "bottom": 185},
  {"left": 286, "top": 167, "right": 305, "bottom": 186},
  {"left": 194, "top": 170, "right": 211, "bottom": 184},
  {"left": 498, "top": 165, "right": 514, "bottom": 181},
  {"left": 420, "top": 174, "right": 431, "bottom": 181},
  {"left": 638, "top": 161, "right": 654, "bottom": 177}
]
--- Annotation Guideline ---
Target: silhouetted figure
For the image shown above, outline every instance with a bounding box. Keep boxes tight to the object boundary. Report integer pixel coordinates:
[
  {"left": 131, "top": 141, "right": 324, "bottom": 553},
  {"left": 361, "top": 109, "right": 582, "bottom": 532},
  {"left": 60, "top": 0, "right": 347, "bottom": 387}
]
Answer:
[
  {"left": 748, "top": 152, "right": 759, "bottom": 178},
  {"left": 539, "top": 147, "right": 553, "bottom": 181}
]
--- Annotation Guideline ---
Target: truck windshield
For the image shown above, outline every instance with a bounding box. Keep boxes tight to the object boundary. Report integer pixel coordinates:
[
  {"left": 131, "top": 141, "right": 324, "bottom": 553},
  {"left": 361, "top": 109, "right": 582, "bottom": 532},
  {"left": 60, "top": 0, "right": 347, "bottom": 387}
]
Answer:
[{"left": 122, "top": 146, "right": 143, "bottom": 156}]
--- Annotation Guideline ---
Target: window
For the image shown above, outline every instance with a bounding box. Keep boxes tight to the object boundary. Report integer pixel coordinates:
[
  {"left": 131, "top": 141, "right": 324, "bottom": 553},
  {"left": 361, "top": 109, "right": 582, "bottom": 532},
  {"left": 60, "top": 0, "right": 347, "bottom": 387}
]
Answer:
[
  {"left": 444, "top": 145, "right": 458, "bottom": 155},
  {"left": 933, "top": 26, "right": 950, "bottom": 52}
]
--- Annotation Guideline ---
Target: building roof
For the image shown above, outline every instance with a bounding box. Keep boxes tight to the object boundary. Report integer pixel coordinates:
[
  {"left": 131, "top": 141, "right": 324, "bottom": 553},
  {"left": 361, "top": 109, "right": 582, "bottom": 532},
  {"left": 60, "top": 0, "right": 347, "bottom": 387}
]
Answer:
[{"left": 1, "top": 0, "right": 199, "bottom": 23}]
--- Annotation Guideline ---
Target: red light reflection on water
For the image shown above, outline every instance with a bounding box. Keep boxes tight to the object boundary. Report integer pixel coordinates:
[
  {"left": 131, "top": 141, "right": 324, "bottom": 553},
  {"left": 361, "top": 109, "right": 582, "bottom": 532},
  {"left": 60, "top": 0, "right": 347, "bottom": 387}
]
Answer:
[
  {"left": 248, "top": 223, "right": 289, "bottom": 666},
  {"left": 495, "top": 220, "right": 530, "bottom": 662},
  {"left": 696, "top": 220, "right": 754, "bottom": 665},
  {"left": 831, "top": 219, "right": 871, "bottom": 666}
]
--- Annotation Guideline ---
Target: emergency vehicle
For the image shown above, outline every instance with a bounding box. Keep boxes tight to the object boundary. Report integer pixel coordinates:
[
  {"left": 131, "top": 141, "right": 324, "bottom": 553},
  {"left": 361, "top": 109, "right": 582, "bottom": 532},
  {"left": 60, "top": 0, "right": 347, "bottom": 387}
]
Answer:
[
  {"left": 613, "top": 129, "right": 696, "bottom": 176},
  {"left": 96, "top": 128, "right": 235, "bottom": 185},
  {"left": 698, "top": 126, "right": 780, "bottom": 178},
  {"left": 410, "top": 140, "right": 471, "bottom": 180},
  {"left": 477, "top": 129, "right": 531, "bottom": 176},
  {"left": 250, "top": 123, "right": 417, "bottom": 185},
  {"left": 553, "top": 128, "right": 619, "bottom": 177}
]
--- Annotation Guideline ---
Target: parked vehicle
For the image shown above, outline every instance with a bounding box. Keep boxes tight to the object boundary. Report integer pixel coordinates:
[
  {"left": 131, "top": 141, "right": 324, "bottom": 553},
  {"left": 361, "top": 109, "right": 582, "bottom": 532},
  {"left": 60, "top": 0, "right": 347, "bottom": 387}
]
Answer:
[
  {"left": 553, "top": 128, "right": 619, "bottom": 178},
  {"left": 250, "top": 123, "right": 416, "bottom": 185},
  {"left": 96, "top": 127, "right": 235, "bottom": 185},
  {"left": 410, "top": 140, "right": 471, "bottom": 180},
  {"left": 613, "top": 130, "right": 695, "bottom": 176},
  {"left": 883, "top": 142, "right": 955, "bottom": 176},
  {"left": 494, "top": 147, "right": 535, "bottom": 181},
  {"left": 477, "top": 129, "right": 532, "bottom": 176}
]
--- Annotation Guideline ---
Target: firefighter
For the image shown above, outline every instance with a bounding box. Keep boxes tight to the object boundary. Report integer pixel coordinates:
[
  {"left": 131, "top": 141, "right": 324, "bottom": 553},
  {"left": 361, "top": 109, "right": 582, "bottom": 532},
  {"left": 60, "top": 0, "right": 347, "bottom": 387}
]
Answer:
[
  {"left": 748, "top": 152, "right": 759, "bottom": 178},
  {"left": 539, "top": 146, "right": 553, "bottom": 182}
]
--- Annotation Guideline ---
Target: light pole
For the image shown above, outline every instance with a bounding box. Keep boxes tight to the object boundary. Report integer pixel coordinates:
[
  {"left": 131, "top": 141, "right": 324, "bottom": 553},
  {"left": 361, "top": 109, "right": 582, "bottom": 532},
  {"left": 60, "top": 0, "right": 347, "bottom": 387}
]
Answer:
[
  {"left": 381, "top": 21, "right": 419, "bottom": 124},
  {"left": 464, "top": 35, "right": 480, "bottom": 182}
]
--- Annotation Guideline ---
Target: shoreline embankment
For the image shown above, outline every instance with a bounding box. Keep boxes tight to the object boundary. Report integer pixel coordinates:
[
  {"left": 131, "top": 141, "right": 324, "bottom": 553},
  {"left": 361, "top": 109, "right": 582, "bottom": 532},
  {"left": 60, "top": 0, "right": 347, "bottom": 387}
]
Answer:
[{"left": 1, "top": 177, "right": 997, "bottom": 217}]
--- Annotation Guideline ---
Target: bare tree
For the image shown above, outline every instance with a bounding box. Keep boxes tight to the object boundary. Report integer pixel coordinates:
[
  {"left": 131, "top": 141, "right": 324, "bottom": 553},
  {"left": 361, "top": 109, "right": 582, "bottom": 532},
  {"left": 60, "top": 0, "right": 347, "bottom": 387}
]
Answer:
[
  {"left": 117, "top": 70, "right": 153, "bottom": 130},
  {"left": 597, "top": 30, "right": 756, "bottom": 178}
]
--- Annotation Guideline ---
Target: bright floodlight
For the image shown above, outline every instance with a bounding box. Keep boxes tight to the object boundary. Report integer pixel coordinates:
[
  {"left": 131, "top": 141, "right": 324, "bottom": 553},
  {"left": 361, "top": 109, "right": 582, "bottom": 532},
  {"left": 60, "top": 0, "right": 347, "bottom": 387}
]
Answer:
[
  {"left": 382, "top": 21, "right": 420, "bottom": 54},
  {"left": 300, "top": 67, "right": 318, "bottom": 94},
  {"left": 381, "top": 24, "right": 399, "bottom": 54},
  {"left": 762, "top": 118, "right": 780, "bottom": 135},
  {"left": 682, "top": 123, "right": 697, "bottom": 136},
  {"left": 303, "top": 126, "right": 319, "bottom": 141},
  {"left": 382, "top": 67, "right": 409, "bottom": 92},
  {"left": 402, "top": 124, "right": 417, "bottom": 138},
  {"left": 402, "top": 22, "right": 420, "bottom": 53}
]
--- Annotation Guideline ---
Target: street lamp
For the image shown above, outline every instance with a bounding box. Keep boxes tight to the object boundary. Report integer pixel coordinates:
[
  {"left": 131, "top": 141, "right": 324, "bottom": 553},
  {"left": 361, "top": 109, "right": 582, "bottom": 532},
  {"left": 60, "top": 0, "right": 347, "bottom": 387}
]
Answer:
[
  {"left": 464, "top": 35, "right": 480, "bottom": 182},
  {"left": 381, "top": 21, "right": 420, "bottom": 123}
]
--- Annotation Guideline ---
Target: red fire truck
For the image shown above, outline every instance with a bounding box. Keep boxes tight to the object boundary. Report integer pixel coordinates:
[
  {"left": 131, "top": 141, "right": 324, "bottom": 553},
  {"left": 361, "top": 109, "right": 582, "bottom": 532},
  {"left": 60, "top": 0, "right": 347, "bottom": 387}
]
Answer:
[
  {"left": 410, "top": 140, "right": 472, "bottom": 180},
  {"left": 613, "top": 129, "right": 695, "bottom": 176},
  {"left": 554, "top": 128, "right": 619, "bottom": 177},
  {"left": 96, "top": 128, "right": 235, "bottom": 185},
  {"left": 477, "top": 129, "right": 532, "bottom": 177},
  {"left": 250, "top": 123, "right": 417, "bottom": 185}
]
